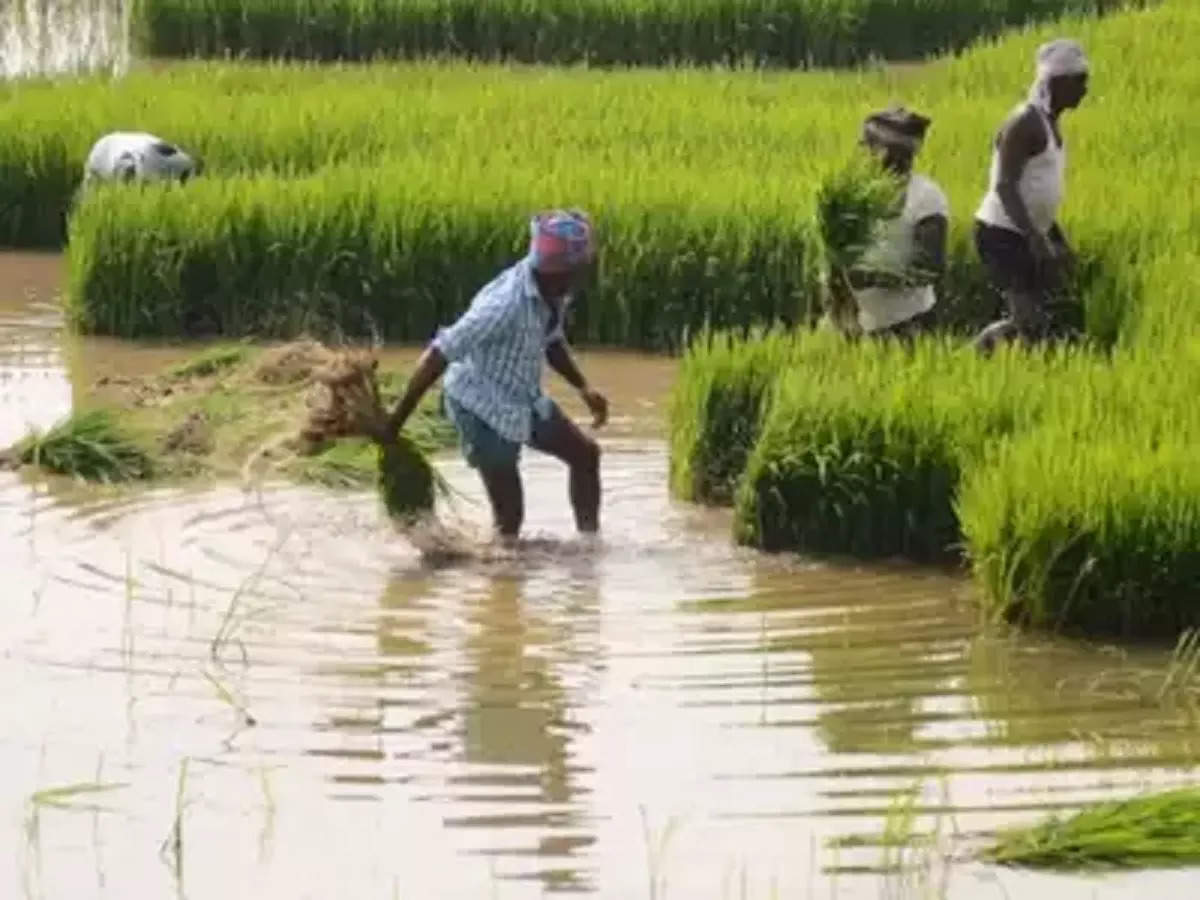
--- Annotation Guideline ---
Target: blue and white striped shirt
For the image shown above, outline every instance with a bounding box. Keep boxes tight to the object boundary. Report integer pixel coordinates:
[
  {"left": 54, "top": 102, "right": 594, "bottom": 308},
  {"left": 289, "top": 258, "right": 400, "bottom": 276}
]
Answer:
[{"left": 433, "top": 258, "right": 568, "bottom": 443}]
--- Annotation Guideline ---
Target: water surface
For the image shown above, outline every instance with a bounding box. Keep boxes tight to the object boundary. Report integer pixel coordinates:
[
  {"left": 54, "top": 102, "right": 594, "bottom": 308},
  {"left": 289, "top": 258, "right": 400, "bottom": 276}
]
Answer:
[{"left": 2, "top": 254, "right": 1199, "bottom": 899}]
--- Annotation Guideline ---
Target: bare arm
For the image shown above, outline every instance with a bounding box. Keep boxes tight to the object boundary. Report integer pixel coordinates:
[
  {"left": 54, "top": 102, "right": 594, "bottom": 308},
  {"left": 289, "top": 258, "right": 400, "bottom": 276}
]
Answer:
[
  {"left": 546, "top": 339, "right": 588, "bottom": 392},
  {"left": 387, "top": 344, "right": 447, "bottom": 434},
  {"left": 546, "top": 338, "right": 608, "bottom": 427},
  {"left": 910, "top": 215, "right": 948, "bottom": 283},
  {"left": 995, "top": 108, "right": 1048, "bottom": 242}
]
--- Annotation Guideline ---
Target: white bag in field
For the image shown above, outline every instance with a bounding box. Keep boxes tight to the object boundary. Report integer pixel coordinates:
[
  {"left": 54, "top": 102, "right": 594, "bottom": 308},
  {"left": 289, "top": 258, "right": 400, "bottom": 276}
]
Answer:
[{"left": 83, "top": 132, "right": 200, "bottom": 186}]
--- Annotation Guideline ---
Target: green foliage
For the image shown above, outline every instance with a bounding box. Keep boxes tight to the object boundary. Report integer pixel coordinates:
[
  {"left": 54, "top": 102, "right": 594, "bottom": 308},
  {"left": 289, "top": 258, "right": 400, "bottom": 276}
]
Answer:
[
  {"left": 135, "top": 0, "right": 1134, "bottom": 68},
  {"left": 667, "top": 327, "right": 806, "bottom": 504},
  {"left": 169, "top": 342, "right": 250, "bottom": 378},
  {"left": 816, "top": 154, "right": 906, "bottom": 274},
  {"left": 64, "top": 172, "right": 822, "bottom": 346},
  {"left": 985, "top": 788, "right": 1200, "bottom": 869},
  {"left": 377, "top": 435, "right": 439, "bottom": 521},
  {"left": 13, "top": 409, "right": 154, "bottom": 482},
  {"left": 732, "top": 337, "right": 1077, "bottom": 560}
]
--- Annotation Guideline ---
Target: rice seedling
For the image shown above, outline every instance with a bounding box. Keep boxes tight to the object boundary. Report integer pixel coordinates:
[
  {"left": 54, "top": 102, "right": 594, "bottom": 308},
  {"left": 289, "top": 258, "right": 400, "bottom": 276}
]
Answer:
[
  {"left": 960, "top": 423, "right": 1200, "bottom": 638},
  {"left": 160, "top": 758, "right": 189, "bottom": 886},
  {"left": 28, "top": 780, "right": 129, "bottom": 812},
  {"left": 296, "top": 349, "right": 445, "bottom": 521},
  {"left": 667, "top": 326, "right": 806, "bottom": 505},
  {"left": 134, "top": 0, "right": 1134, "bottom": 69},
  {"left": 168, "top": 342, "right": 250, "bottom": 379},
  {"left": 984, "top": 787, "right": 1200, "bottom": 869},
  {"left": 42, "top": 0, "right": 1189, "bottom": 346},
  {"left": 9, "top": 408, "right": 153, "bottom": 482},
  {"left": 815, "top": 154, "right": 906, "bottom": 330},
  {"left": 731, "top": 336, "right": 1082, "bottom": 560}
]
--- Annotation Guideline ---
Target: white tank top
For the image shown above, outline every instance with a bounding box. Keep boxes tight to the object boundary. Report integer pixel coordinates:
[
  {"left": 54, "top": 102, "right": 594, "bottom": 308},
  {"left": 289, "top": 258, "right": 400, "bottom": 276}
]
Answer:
[
  {"left": 975, "top": 104, "right": 1065, "bottom": 235},
  {"left": 851, "top": 174, "right": 949, "bottom": 333}
]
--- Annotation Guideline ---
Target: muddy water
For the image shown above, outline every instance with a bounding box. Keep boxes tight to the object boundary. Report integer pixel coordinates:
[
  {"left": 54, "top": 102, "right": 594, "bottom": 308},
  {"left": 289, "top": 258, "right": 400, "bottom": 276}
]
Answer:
[
  {"left": 0, "top": 0, "right": 129, "bottom": 79},
  {"left": 3, "top": 254, "right": 1200, "bottom": 900}
]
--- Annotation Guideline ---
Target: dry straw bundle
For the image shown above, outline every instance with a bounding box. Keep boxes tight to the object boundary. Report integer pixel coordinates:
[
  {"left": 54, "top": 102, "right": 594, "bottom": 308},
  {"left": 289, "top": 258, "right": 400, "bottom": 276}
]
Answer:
[
  {"left": 296, "top": 347, "right": 440, "bottom": 521},
  {"left": 236, "top": 341, "right": 441, "bottom": 522}
]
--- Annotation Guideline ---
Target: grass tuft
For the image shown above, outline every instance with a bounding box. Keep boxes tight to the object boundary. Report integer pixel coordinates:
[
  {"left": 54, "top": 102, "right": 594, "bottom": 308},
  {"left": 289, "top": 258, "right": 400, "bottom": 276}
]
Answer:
[
  {"left": 12, "top": 409, "right": 154, "bottom": 482},
  {"left": 985, "top": 788, "right": 1200, "bottom": 870}
]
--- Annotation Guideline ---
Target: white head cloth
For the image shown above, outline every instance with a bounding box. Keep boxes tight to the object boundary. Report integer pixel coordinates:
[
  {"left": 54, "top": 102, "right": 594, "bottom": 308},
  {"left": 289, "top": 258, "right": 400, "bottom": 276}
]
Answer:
[{"left": 1028, "top": 38, "right": 1089, "bottom": 112}]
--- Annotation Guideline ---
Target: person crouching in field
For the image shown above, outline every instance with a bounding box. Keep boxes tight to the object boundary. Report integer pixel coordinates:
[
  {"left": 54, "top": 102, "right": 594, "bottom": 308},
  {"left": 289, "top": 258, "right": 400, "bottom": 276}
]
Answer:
[
  {"left": 973, "top": 39, "right": 1090, "bottom": 354},
  {"left": 846, "top": 107, "right": 949, "bottom": 342},
  {"left": 83, "top": 132, "right": 202, "bottom": 188},
  {"left": 386, "top": 210, "right": 609, "bottom": 543}
]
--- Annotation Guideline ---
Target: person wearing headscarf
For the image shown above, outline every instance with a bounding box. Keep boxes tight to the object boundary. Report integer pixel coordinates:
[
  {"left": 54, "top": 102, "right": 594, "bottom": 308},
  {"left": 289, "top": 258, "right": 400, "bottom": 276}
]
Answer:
[
  {"left": 82, "top": 131, "right": 202, "bottom": 187},
  {"left": 386, "top": 209, "right": 608, "bottom": 542},
  {"left": 845, "top": 105, "right": 950, "bottom": 341},
  {"left": 973, "top": 38, "right": 1090, "bottom": 354}
]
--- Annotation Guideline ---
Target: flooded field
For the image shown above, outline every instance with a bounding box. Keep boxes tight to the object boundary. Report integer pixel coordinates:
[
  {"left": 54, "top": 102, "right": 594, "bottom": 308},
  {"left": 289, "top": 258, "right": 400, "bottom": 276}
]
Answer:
[
  {"left": 1, "top": 0, "right": 129, "bottom": 79},
  {"left": 3, "top": 254, "right": 1200, "bottom": 899}
]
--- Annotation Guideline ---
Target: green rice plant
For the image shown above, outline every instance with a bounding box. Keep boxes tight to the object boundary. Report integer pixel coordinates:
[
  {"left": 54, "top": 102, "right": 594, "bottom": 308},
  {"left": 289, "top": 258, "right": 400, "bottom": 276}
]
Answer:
[
  {"left": 985, "top": 787, "right": 1200, "bottom": 869},
  {"left": 44, "top": 0, "right": 1195, "bottom": 345},
  {"left": 134, "top": 0, "right": 1135, "bottom": 69},
  {"left": 667, "top": 326, "right": 807, "bottom": 505},
  {"left": 169, "top": 342, "right": 250, "bottom": 378},
  {"left": 732, "top": 336, "right": 1082, "bottom": 560},
  {"left": 11, "top": 408, "right": 154, "bottom": 482},
  {"left": 960, "top": 426, "right": 1200, "bottom": 638},
  {"left": 64, "top": 170, "right": 823, "bottom": 347},
  {"left": 815, "top": 154, "right": 906, "bottom": 328}
]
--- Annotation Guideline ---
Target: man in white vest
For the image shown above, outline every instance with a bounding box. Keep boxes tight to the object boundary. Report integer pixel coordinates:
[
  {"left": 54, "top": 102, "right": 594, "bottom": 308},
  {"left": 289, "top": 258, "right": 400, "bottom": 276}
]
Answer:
[
  {"left": 973, "top": 39, "right": 1090, "bottom": 353},
  {"left": 846, "top": 106, "right": 949, "bottom": 342}
]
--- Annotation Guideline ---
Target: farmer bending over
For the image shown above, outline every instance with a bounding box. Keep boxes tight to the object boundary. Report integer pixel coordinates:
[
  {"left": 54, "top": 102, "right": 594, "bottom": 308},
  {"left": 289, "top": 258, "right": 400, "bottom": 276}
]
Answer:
[
  {"left": 387, "top": 210, "right": 608, "bottom": 542},
  {"left": 847, "top": 106, "right": 949, "bottom": 341},
  {"left": 83, "top": 131, "right": 202, "bottom": 188},
  {"left": 973, "top": 39, "right": 1090, "bottom": 354}
]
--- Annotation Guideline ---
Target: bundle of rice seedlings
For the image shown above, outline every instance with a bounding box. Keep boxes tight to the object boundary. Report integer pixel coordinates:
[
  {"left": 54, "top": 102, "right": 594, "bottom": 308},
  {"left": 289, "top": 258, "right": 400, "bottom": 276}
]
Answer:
[
  {"left": 816, "top": 157, "right": 906, "bottom": 272},
  {"left": 985, "top": 787, "right": 1200, "bottom": 870},
  {"left": 815, "top": 156, "right": 906, "bottom": 330},
  {"left": 299, "top": 349, "right": 441, "bottom": 521},
  {"left": 7, "top": 408, "right": 153, "bottom": 482}
]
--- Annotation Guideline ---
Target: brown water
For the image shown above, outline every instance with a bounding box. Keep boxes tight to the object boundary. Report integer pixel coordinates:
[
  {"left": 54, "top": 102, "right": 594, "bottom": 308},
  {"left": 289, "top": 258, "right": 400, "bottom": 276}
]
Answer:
[{"left": 3, "top": 254, "right": 1200, "bottom": 900}]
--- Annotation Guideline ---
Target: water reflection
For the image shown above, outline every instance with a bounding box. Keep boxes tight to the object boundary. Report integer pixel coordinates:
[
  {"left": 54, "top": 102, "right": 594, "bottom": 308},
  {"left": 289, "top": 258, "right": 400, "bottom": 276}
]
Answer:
[
  {"left": 6, "top": 250, "right": 1200, "bottom": 897},
  {"left": 457, "top": 567, "right": 597, "bottom": 892}
]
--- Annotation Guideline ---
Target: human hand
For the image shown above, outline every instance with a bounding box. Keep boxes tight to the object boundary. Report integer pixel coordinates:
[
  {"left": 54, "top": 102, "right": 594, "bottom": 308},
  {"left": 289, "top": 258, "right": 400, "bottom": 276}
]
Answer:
[{"left": 580, "top": 386, "right": 608, "bottom": 428}]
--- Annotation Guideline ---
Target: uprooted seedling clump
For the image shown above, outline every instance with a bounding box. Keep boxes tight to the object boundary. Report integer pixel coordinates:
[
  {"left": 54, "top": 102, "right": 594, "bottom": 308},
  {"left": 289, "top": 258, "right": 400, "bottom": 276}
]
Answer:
[
  {"left": 5, "top": 341, "right": 454, "bottom": 516},
  {"left": 296, "top": 349, "right": 443, "bottom": 520},
  {"left": 5, "top": 408, "right": 153, "bottom": 482}
]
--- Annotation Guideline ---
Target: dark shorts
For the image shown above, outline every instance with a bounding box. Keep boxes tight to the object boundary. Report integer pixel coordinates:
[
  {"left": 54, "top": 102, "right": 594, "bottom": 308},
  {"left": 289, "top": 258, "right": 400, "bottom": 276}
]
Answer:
[
  {"left": 443, "top": 394, "right": 562, "bottom": 471},
  {"left": 974, "top": 220, "right": 1043, "bottom": 295}
]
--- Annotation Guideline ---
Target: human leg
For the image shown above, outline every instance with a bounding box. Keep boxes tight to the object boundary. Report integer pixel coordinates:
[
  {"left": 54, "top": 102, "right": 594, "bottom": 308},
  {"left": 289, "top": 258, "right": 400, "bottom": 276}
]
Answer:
[
  {"left": 529, "top": 402, "right": 601, "bottom": 533},
  {"left": 443, "top": 395, "right": 525, "bottom": 538},
  {"left": 478, "top": 464, "right": 524, "bottom": 538},
  {"left": 972, "top": 222, "right": 1048, "bottom": 353}
]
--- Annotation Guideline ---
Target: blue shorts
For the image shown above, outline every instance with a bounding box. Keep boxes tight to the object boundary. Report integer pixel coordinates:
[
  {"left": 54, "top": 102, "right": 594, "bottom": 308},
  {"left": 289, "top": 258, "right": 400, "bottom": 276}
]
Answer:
[{"left": 443, "top": 394, "right": 560, "bottom": 470}]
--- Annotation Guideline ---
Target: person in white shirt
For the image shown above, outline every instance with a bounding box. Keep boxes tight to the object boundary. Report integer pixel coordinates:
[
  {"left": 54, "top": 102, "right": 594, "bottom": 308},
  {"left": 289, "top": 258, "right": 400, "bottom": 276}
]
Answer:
[
  {"left": 972, "top": 39, "right": 1090, "bottom": 354},
  {"left": 82, "top": 132, "right": 201, "bottom": 188},
  {"left": 846, "top": 106, "right": 949, "bottom": 342}
]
